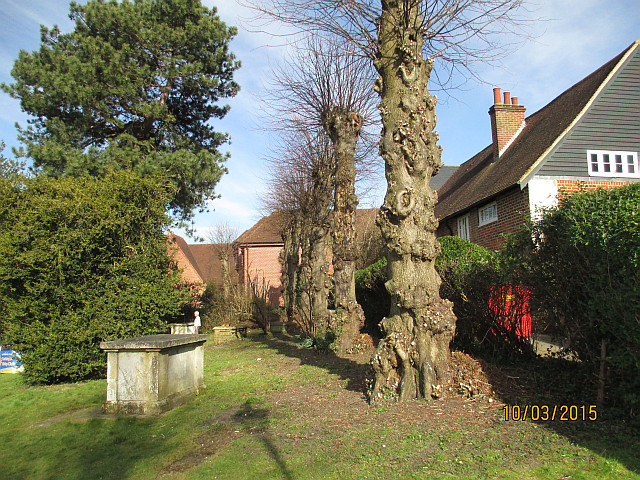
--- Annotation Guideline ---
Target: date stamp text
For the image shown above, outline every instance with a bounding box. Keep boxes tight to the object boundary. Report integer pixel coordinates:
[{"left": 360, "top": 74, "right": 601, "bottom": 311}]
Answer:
[{"left": 503, "top": 404, "right": 597, "bottom": 421}]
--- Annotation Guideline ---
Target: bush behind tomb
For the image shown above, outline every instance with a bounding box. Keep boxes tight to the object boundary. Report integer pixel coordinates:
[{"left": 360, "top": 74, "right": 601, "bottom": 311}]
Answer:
[{"left": 0, "top": 172, "right": 191, "bottom": 384}]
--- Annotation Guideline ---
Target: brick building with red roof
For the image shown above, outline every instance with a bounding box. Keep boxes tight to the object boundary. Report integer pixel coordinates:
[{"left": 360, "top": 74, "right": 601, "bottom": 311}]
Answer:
[{"left": 436, "top": 40, "right": 640, "bottom": 249}]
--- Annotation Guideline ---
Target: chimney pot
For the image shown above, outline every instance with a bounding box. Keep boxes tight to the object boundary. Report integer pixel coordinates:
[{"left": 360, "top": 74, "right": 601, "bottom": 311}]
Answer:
[
  {"left": 493, "top": 87, "right": 501, "bottom": 105},
  {"left": 489, "top": 89, "right": 525, "bottom": 161}
]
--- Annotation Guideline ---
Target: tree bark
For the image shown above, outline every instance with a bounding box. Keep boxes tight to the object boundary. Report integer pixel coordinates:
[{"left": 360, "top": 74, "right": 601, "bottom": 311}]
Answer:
[
  {"left": 370, "top": 0, "right": 456, "bottom": 403},
  {"left": 295, "top": 146, "right": 335, "bottom": 336},
  {"left": 322, "top": 107, "right": 366, "bottom": 353},
  {"left": 310, "top": 225, "right": 331, "bottom": 333},
  {"left": 280, "top": 217, "right": 300, "bottom": 320},
  {"left": 298, "top": 222, "right": 331, "bottom": 336}
]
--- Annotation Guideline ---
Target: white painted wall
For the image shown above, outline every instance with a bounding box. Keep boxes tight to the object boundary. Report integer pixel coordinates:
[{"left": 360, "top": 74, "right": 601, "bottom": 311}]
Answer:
[{"left": 528, "top": 177, "right": 558, "bottom": 221}]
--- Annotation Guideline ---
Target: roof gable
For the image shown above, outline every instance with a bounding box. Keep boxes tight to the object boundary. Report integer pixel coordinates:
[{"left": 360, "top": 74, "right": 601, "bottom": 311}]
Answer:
[
  {"left": 167, "top": 233, "right": 204, "bottom": 282},
  {"left": 523, "top": 41, "right": 640, "bottom": 181},
  {"left": 235, "top": 208, "right": 380, "bottom": 245},
  {"left": 435, "top": 41, "right": 637, "bottom": 220},
  {"left": 235, "top": 211, "right": 288, "bottom": 244},
  {"left": 167, "top": 234, "right": 230, "bottom": 286}
]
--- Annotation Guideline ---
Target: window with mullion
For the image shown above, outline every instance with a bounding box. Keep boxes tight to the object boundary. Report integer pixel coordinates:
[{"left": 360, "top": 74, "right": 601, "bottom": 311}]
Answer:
[{"left": 587, "top": 150, "right": 639, "bottom": 178}]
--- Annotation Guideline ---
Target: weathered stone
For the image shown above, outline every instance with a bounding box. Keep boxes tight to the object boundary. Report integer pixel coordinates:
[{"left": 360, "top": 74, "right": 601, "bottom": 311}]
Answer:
[
  {"left": 211, "top": 326, "right": 248, "bottom": 344},
  {"left": 169, "top": 322, "right": 196, "bottom": 334},
  {"left": 100, "top": 334, "right": 207, "bottom": 415}
]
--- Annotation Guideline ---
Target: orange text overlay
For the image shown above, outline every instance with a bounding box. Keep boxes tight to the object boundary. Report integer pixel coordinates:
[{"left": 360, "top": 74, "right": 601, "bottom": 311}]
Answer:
[{"left": 503, "top": 405, "right": 597, "bottom": 422}]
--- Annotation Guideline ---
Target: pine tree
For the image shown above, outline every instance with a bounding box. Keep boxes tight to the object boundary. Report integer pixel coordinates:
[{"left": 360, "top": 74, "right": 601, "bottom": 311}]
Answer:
[{"left": 2, "top": 0, "right": 240, "bottom": 223}]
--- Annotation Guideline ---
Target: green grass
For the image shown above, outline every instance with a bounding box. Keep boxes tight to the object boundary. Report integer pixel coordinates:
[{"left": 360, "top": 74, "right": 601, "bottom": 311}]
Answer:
[{"left": 0, "top": 333, "right": 638, "bottom": 479}]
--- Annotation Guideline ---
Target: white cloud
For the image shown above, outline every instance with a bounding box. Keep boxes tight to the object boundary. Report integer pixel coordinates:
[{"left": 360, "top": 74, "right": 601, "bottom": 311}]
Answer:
[
  {"left": 4, "top": 0, "right": 639, "bottom": 238},
  {"left": 207, "top": 197, "right": 254, "bottom": 219}
]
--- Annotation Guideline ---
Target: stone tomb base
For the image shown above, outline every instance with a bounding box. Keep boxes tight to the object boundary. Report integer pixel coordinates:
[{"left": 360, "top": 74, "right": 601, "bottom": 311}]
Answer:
[
  {"left": 169, "top": 322, "right": 195, "bottom": 334},
  {"left": 211, "top": 326, "right": 248, "bottom": 344},
  {"left": 100, "top": 334, "right": 207, "bottom": 415}
]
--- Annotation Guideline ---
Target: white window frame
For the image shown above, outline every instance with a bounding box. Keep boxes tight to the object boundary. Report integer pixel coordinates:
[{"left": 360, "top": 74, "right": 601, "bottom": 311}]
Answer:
[
  {"left": 587, "top": 150, "right": 640, "bottom": 178},
  {"left": 457, "top": 214, "right": 470, "bottom": 241},
  {"left": 478, "top": 202, "right": 498, "bottom": 227}
]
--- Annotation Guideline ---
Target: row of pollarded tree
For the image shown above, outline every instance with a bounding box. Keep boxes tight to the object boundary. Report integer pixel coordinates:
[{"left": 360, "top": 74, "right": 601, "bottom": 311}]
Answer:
[
  {"left": 250, "top": 0, "right": 530, "bottom": 403},
  {"left": 262, "top": 38, "right": 379, "bottom": 354}
]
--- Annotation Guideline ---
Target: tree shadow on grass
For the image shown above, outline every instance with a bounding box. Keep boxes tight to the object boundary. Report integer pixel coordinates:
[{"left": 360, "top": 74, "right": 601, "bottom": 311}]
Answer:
[
  {"left": 482, "top": 355, "right": 640, "bottom": 475},
  {"left": 0, "top": 413, "right": 176, "bottom": 480},
  {"left": 233, "top": 400, "right": 295, "bottom": 480},
  {"left": 253, "top": 333, "right": 371, "bottom": 397}
]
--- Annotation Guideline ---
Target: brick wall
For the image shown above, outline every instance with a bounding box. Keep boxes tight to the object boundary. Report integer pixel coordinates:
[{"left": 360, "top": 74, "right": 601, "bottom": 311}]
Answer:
[
  {"left": 556, "top": 179, "right": 632, "bottom": 196},
  {"left": 237, "top": 242, "right": 342, "bottom": 307},
  {"left": 238, "top": 244, "right": 284, "bottom": 306},
  {"left": 489, "top": 89, "right": 526, "bottom": 159},
  {"left": 437, "top": 179, "right": 634, "bottom": 251},
  {"left": 437, "top": 186, "right": 530, "bottom": 250},
  {"left": 168, "top": 244, "right": 202, "bottom": 284}
]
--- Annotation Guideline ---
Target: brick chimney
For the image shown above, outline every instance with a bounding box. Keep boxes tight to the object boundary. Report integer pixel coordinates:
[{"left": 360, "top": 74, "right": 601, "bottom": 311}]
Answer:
[{"left": 489, "top": 87, "right": 526, "bottom": 161}]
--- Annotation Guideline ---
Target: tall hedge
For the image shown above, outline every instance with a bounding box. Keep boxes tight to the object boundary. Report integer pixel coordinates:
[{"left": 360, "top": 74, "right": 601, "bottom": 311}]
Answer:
[
  {"left": 524, "top": 184, "right": 640, "bottom": 410},
  {"left": 0, "top": 172, "right": 191, "bottom": 384},
  {"left": 355, "top": 237, "right": 532, "bottom": 359}
]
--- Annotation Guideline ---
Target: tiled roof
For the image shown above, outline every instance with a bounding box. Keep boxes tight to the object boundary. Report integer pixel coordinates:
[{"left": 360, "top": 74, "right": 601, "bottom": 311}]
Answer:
[
  {"left": 167, "top": 233, "right": 229, "bottom": 286},
  {"left": 235, "top": 211, "right": 288, "bottom": 245},
  {"left": 167, "top": 233, "right": 204, "bottom": 280},
  {"left": 431, "top": 165, "right": 458, "bottom": 191},
  {"left": 188, "top": 244, "right": 225, "bottom": 284},
  {"left": 235, "top": 208, "right": 380, "bottom": 245},
  {"left": 435, "top": 44, "right": 631, "bottom": 221}
]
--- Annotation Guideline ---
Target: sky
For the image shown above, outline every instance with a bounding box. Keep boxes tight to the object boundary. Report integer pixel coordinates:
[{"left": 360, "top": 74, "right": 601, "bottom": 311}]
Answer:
[{"left": 1, "top": 0, "right": 639, "bottom": 241}]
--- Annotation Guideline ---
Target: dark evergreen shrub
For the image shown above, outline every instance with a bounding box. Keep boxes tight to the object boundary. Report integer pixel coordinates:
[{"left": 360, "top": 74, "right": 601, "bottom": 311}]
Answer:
[
  {"left": 0, "top": 173, "right": 191, "bottom": 384},
  {"left": 521, "top": 184, "right": 640, "bottom": 411},
  {"left": 355, "top": 257, "right": 389, "bottom": 336}
]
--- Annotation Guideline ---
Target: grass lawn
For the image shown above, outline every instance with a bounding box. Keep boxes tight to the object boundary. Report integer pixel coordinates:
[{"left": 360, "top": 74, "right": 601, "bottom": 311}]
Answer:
[{"left": 0, "top": 332, "right": 638, "bottom": 479}]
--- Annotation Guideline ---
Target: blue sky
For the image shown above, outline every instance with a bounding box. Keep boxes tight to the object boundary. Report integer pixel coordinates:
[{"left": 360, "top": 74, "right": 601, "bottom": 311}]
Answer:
[{"left": 1, "top": 0, "right": 639, "bottom": 241}]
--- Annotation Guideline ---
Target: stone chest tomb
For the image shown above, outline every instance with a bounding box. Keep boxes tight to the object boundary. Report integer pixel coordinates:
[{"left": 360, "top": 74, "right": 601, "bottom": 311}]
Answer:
[{"left": 100, "top": 334, "right": 207, "bottom": 415}]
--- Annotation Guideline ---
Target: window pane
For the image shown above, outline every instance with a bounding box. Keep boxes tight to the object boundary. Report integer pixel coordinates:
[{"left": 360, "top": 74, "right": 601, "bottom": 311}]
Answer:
[
  {"left": 590, "top": 153, "right": 598, "bottom": 172},
  {"left": 615, "top": 155, "right": 623, "bottom": 173},
  {"left": 628, "top": 155, "right": 635, "bottom": 174},
  {"left": 603, "top": 154, "right": 610, "bottom": 172},
  {"left": 457, "top": 216, "right": 470, "bottom": 241}
]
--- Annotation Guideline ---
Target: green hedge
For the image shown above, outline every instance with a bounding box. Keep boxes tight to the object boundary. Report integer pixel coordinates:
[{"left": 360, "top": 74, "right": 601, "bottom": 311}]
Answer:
[
  {"left": 355, "top": 237, "right": 534, "bottom": 359},
  {"left": 0, "top": 173, "right": 191, "bottom": 384},
  {"left": 436, "top": 237, "right": 535, "bottom": 360},
  {"left": 522, "top": 184, "right": 640, "bottom": 411}
]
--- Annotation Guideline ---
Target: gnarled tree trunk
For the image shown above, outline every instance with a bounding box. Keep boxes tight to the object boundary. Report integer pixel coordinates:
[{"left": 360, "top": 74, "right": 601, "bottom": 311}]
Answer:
[
  {"left": 280, "top": 216, "right": 301, "bottom": 319},
  {"left": 370, "top": 0, "right": 456, "bottom": 403},
  {"left": 322, "top": 107, "right": 366, "bottom": 353},
  {"left": 298, "top": 139, "right": 335, "bottom": 337},
  {"left": 298, "top": 222, "right": 331, "bottom": 336}
]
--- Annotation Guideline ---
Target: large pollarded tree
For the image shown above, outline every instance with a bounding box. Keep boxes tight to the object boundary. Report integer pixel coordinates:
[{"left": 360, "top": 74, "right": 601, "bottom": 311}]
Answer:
[
  {"left": 263, "top": 36, "right": 378, "bottom": 350},
  {"left": 246, "top": 0, "right": 528, "bottom": 402},
  {"left": 263, "top": 127, "right": 336, "bottom": 335}
]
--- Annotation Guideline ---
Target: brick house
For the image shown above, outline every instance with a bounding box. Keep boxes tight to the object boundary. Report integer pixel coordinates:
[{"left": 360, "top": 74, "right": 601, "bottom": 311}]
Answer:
[
  {"left": 233, "top": 211, "right": 289, "bottom": 305},
  {"left": 168, "top": 171, "right": 460, "bottom": 304},
  {"left": 435, "top": 40, "right": 640, "bottom": 250},
  {"left": 167, "top": 233, "right": 225, "bottom": 287},
  {"left": 233, "top": 209, "right": 381, "bottom": 306}
]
